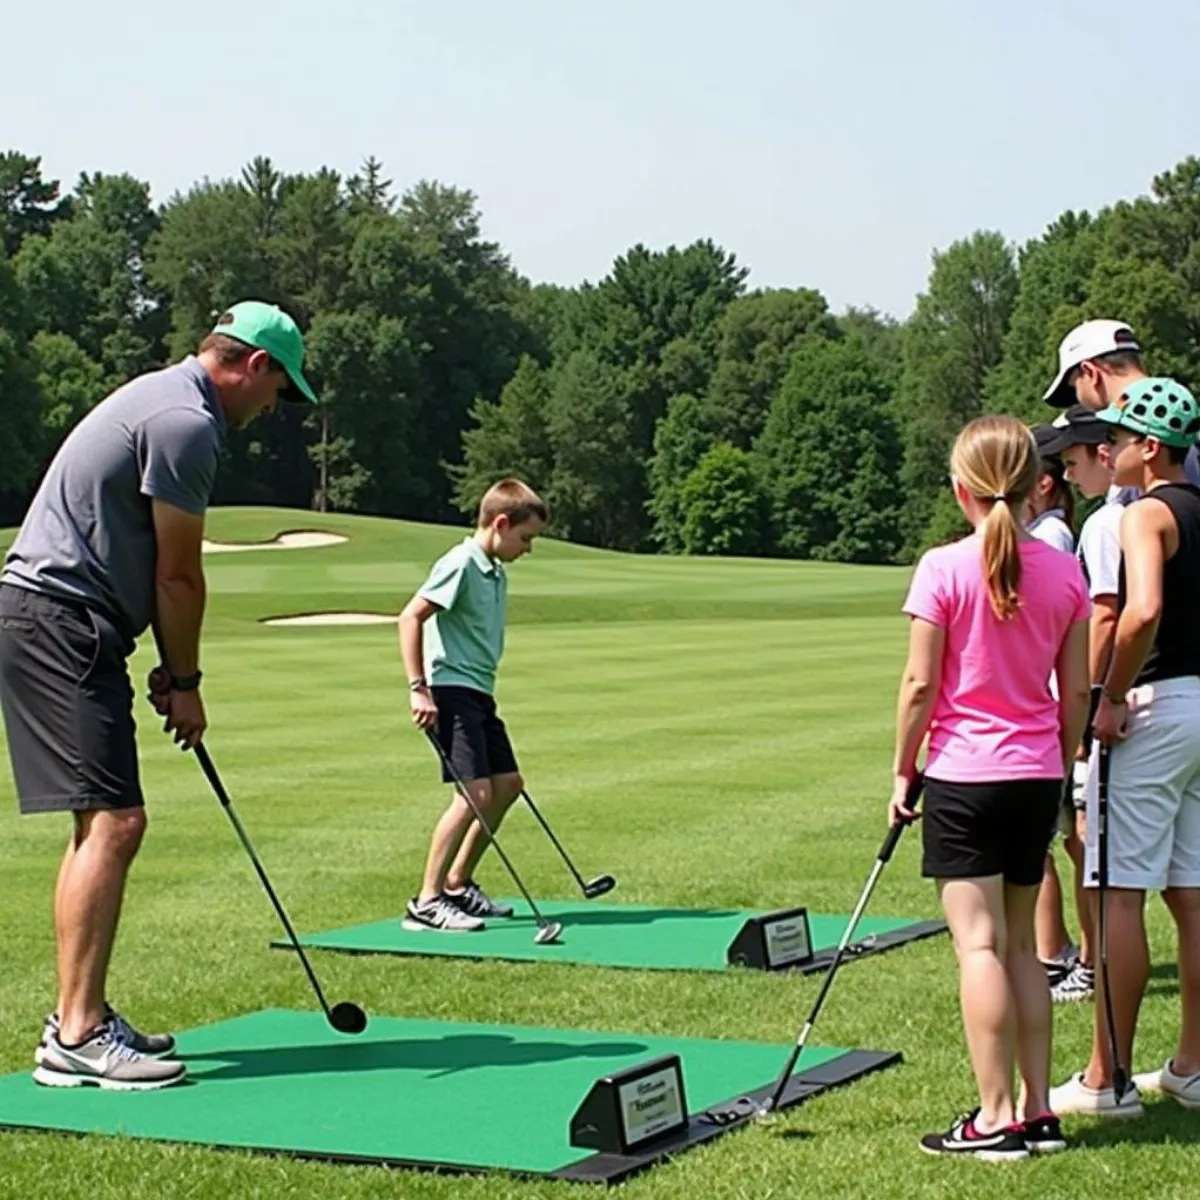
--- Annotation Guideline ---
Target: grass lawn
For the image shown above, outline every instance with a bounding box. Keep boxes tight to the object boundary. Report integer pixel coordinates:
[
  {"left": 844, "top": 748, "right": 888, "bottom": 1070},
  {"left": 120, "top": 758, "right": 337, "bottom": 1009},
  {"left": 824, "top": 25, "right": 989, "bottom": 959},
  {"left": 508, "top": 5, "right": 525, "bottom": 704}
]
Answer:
[{"left": 0, "top": 507, "right": 1193, "bottom": 1199}]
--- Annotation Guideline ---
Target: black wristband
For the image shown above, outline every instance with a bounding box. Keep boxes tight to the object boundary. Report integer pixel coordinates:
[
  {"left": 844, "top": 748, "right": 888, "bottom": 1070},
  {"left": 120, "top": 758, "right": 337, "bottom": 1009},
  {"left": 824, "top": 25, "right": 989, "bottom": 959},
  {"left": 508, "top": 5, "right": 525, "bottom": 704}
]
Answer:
[{"left": 170, "top": 671, "right": 203, "bottom": 692}]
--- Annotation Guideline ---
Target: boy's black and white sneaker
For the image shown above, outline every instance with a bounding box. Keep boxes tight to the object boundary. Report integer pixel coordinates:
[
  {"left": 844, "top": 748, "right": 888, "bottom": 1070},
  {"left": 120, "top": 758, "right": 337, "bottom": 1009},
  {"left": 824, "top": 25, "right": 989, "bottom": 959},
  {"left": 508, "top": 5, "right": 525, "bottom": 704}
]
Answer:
[
  {"left": 919, "top": 1109, "right": 1030, "bottom": 1161},
  {"left": 402, "top": 894, "right": 485, "bottom": 933},
  {"left": 446, "top": 880, "right": 514, "bottom": 919},
  {"left": 1051, "top": 961, "right": 1095, "bottom": 1003},
  {"left": 1021, "top": 1113, "right": 1067, "bottom": 1154},
  {"left": 1039, "top": 944, "right": 1078, "bottom": 987}
]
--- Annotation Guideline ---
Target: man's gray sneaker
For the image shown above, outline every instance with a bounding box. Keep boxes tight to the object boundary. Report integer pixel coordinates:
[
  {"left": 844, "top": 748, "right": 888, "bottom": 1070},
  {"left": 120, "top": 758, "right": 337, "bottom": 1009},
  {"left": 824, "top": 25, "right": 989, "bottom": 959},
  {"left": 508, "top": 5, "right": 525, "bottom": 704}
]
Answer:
[
  {"left": 33, "top": 1020, "right": 187, "bottom": 1091},
  {"left": 36, "top": 1004, "right": 176, "bottom": 1065}
]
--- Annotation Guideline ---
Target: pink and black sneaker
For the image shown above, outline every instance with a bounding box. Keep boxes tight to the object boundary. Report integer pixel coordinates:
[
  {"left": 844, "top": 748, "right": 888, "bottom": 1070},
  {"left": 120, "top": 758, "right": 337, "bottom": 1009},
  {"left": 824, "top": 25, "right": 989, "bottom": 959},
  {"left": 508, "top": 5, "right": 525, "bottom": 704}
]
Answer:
[
  {"left": 919, "top": 1108, "right": 1029, "bottom": 1161},
  {"left": 1020, "top": 1112, "right": 1067, "bottom": 1154}
]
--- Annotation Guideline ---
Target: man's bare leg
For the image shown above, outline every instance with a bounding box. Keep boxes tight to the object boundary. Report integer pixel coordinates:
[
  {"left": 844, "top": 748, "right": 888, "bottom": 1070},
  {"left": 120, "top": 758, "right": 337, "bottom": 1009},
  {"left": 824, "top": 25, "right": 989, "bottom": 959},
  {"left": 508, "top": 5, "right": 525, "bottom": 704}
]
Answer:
[
  {"left": 52, "top": 827, "right": 80, "bottom": 1016},
  {"left": 56, "top": 809, "right": 146, "bottom": 1046}
]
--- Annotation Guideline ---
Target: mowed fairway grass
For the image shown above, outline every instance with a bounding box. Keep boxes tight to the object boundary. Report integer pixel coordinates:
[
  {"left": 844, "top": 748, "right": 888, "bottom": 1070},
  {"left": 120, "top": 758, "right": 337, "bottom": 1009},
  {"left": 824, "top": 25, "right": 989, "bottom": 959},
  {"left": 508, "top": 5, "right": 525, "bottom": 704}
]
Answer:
[{"left": 0, "top": 507, "right": 1193, "bottom": 1199}]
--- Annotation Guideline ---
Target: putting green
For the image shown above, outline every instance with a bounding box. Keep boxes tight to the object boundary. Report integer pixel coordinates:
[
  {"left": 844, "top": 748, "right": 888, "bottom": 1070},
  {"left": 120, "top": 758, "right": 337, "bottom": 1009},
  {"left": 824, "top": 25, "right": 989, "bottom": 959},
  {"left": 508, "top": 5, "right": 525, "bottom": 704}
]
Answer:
[
  {"left": 277, "top": 897, "right": 944, "bottom": 972},
  {"left": 0, "top": 1009, "right": 898, "bottom": 1182}
]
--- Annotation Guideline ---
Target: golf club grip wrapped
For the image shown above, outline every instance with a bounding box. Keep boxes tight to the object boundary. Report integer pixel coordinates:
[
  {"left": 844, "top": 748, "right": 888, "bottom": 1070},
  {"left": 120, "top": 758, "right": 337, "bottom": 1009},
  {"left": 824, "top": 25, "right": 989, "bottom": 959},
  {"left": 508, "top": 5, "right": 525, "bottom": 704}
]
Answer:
[
  {"left": 880, "top": 773, "right": 925, "bottom": 863},
  {"left": 1079, "top": 685, "right": 1103, "bottom": 758}
]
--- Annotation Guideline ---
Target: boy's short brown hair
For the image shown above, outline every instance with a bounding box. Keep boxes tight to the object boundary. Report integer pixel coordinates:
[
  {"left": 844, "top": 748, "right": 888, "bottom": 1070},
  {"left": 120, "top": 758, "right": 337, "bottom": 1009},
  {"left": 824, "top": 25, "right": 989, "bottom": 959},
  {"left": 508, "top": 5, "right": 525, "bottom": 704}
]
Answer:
[{"left": 477, "top": 478, "right": 548, "bottom": 528}]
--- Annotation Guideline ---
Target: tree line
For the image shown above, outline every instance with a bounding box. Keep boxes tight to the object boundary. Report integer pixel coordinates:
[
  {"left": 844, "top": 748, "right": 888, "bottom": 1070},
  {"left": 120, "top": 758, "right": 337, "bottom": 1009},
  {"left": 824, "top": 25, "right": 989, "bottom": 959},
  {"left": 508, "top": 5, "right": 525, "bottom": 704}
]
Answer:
[{"left": 4, "top": 148, "right": 1200, "bottom": 562}]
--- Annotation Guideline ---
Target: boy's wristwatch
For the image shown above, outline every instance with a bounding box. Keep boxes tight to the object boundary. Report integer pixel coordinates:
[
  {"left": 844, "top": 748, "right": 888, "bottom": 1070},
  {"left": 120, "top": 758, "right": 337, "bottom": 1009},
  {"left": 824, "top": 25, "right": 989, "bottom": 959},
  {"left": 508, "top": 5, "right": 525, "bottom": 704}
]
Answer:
[
  {"left": 170, "top": 671, "right": 203, "bottom": 692},
  {"left": 409, "top": 677, "right": 429, "bottom": 692}
]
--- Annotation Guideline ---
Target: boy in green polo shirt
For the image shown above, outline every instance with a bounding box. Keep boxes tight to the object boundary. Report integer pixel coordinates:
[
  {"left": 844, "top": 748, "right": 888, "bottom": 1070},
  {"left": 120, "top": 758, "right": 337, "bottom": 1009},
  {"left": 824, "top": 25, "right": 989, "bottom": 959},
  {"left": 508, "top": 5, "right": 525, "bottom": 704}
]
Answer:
[{"left": 398, "top": 478, "right": 548, "bottom": 932}]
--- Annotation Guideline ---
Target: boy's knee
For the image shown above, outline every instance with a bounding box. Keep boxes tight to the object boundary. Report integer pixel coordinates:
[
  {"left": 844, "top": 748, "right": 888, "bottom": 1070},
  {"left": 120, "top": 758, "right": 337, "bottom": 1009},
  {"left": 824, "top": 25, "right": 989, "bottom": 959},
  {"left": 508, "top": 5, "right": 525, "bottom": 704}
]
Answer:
[
  {"left": 498, "top": 772, "right": 523, "bottom": 804},
  {"left": 463, "top": 781, "right": 494, "bottom": 811}
]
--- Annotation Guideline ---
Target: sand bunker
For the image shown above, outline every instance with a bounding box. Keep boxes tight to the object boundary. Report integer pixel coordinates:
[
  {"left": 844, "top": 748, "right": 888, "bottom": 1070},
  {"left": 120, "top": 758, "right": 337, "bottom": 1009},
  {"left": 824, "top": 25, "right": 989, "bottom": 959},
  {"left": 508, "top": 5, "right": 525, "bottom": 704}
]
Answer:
[
  {"left": 263, "top": 612, "right": 396, "bottom": 627},
  {"left": 202, "top": 531, "right": 348, "bottom": 554}
]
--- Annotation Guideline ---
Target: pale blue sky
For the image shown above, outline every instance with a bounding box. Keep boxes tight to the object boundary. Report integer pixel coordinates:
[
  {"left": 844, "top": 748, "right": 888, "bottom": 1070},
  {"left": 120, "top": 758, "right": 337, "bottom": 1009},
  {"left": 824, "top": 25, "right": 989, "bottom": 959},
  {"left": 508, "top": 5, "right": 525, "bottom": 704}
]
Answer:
[{"left": 6, "top": 0, "right": 1198, "bottom": 318}]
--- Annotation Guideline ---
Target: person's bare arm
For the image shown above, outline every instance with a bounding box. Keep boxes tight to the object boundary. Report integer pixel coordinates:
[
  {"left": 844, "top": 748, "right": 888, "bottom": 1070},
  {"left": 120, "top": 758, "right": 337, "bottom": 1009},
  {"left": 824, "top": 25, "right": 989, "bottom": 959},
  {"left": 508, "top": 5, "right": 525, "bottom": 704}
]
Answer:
[
  {"left": 1104, "top": 503, "right": 1170, "bottom": 699},
  {"left": 399, "top": 595, "right": 441, "bottom": 729},
  {"left": 1095, "top": 501, "right": 1171, "bottom": 744},
  {"left": 151, "top": 499, "right": 207, "bottom": 748},
  {"left": 889, "top": 616, "right": 944, "bottom": 826},
  {"left": 893, "top": 617, "right": 943, "bottom": 779},
  {"left": 1088, "top": 595, "right": 1119, "bottom": 685},
  {"left": 153, "top": 499, "right": 206, "bottom": 679},
  {"left": 1056, "top": 619, "right": 1092, "bottom": 771}
]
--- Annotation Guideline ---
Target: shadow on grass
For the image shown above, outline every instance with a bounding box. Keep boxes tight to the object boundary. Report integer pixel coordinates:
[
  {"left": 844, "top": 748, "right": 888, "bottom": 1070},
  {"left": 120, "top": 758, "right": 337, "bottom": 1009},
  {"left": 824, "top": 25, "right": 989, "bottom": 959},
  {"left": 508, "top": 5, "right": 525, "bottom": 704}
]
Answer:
[
  {"left": 1146, "top": 960, "right": 1179, "bottom": 999},
  {"left": 1068, "top": 1099, "right": 1196, "bottom": 1150},
  {"left": 184, "top": 1033, "right": 650, "bottom": 1082}
]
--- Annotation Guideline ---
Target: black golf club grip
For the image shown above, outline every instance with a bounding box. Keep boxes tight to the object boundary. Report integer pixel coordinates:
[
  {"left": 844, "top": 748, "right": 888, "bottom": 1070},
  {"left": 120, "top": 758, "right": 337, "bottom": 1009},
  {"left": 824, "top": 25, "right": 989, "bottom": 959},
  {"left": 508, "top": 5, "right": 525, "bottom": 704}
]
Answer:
[{"left": 880, "top": 772, "right": 925, "bottom": 863}]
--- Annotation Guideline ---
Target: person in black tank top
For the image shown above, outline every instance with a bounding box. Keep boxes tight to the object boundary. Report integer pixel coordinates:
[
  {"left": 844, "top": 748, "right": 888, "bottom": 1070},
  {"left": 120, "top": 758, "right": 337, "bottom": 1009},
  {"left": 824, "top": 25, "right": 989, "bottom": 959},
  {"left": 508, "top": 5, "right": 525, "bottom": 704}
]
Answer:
[
  {"left": 1114, "top": 482, "right": 1200, "bottom": 686},
  {"left": 1051, "top": 377, "right": 1200, "bottom": 1118}
]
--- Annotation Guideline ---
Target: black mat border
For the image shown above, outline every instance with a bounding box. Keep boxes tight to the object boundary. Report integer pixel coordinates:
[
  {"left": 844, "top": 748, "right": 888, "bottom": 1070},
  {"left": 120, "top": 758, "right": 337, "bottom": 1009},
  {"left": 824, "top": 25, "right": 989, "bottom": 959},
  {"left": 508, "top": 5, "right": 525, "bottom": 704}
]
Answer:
[
  {"left": 271, "top": 917, "right": 946, "bottom": 974},
  {"left": 785, "top": 917, "right": 947, "bottom": 976},
  {"left": 550, "top": 1047, "right": 901, "bottom": 1183},
  {"left": 0, "top": 1048, "right": 900, "bottom": 1186}
]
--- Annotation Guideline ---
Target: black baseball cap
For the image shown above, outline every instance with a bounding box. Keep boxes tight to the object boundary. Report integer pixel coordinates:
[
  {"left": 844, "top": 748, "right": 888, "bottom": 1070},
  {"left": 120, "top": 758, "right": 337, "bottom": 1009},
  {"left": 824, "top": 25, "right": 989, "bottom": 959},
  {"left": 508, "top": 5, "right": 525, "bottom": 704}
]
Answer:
[
  {"left": 1032, "top": 423, "right": 1064, "bottom": 460},
  {"left": 1038, "top": 404, "right": 1111, "bottom": 456}
]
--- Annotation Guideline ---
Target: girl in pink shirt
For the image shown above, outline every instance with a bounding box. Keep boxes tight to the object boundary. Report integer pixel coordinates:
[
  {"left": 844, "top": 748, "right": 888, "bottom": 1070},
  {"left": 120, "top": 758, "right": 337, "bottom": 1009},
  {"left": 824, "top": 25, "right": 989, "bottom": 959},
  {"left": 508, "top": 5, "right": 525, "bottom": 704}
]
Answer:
[{"left": 891, "top": 415, "right": 1091, "bottom": 1161}]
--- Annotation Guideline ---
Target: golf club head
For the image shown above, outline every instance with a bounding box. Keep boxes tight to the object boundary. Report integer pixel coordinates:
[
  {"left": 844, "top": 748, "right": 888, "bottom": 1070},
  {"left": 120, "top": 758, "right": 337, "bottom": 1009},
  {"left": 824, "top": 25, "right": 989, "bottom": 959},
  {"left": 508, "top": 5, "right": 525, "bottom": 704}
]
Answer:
[
  {"left": 700, "top": 1096, "right": 757, "bottom": 1127},
  {"left": 583, "top": 874, "right": 617, "bottom": 899},
  {"left": 534, "top": 921, "right": 564, "bottom": 945},
  {"left": 329, "top": 1001, "right": 368, "bottom": 1035}
]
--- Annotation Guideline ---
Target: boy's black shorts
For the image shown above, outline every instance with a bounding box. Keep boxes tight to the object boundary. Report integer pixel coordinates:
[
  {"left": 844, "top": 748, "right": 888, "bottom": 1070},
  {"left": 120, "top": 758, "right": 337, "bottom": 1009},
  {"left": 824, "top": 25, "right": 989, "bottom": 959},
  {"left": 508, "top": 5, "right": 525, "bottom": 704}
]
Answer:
[
  {"left": 431, "top": 685, "right": 519, "bottom": 784},
  {"left": 0, "top": 584, "right": 143, "bottom": 814},
  {"left": 922, "top": 776, "right": 1061, "bottom": 886}
]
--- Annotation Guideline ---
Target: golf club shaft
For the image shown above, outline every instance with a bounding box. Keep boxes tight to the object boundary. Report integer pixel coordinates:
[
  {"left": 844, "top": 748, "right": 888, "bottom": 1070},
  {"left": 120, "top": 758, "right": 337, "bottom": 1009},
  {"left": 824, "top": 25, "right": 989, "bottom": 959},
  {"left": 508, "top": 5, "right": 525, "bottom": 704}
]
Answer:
[
  {"left": 521, "top": 789, "right": 589, "bottom": 893},
  {"left": 764, "top": 774, "right": 925, "bottom": 1113},
  {"left": 192, "top": 743, "right": 336, "bottom": 1022},
  {"left": 424, "top": 730, "right": 554, "bottom": 931},
  {"left": 763, "top": 855, "right": 888, "bottom": 1111},
  {"left": 147, "top": 623, "right": 344, "bottom": 1023},
  {"left": 1096, "top": 745, "right": 1128, "bottom": 1098}
]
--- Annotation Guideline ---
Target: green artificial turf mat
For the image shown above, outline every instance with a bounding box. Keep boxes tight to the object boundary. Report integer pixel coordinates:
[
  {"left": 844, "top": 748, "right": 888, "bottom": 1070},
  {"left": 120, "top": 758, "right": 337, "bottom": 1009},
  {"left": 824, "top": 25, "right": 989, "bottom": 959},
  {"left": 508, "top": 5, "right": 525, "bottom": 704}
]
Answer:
[
  {"left": 276, "top": 897, "right": 944, "bottom": 972},
  {"left": 0, "top": 1008, "right": 898, "bottom": 1182}
]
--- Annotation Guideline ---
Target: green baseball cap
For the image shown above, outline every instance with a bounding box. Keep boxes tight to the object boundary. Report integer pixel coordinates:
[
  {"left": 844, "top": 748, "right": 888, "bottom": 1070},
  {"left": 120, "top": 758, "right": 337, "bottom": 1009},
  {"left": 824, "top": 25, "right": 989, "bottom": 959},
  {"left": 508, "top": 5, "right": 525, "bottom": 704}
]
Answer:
[
  {"left": 211, "top": 300, "right": 319, "bottom": 404},
  {"left": 1096, "top": 376, "right": 1200, "bottom": 449}
]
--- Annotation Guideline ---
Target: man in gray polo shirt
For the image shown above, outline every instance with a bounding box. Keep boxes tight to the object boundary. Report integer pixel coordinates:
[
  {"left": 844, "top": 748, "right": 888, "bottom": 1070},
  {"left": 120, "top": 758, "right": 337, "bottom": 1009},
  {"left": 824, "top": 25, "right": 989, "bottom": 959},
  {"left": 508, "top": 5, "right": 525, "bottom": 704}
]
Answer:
[
  {"left": 1042, "top": 317, "right": 1200, "bottom": 487},
  {"left": 0, "top": 300, "right": 318, "bottom": 1090}
]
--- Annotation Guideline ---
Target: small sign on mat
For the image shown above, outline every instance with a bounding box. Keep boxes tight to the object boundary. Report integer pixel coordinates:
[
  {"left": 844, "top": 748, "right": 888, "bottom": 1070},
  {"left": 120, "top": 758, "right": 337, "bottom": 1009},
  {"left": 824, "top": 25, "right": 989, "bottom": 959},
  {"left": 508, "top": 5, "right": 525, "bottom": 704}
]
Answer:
[
  {"left": 726, "top": 906, "right": 814, "bottom": 971},
  {"left": 569, "top": 1054, "right": 689, "bottom": 1155}
]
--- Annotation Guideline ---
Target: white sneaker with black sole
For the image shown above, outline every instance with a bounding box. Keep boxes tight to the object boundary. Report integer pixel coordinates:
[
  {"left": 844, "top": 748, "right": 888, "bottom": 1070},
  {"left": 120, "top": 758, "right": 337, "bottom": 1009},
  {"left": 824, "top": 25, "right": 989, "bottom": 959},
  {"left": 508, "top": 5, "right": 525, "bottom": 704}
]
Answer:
[
  {"left": 919, "top": 1109, "right": 1029, "bottom": 1162},
  {"left": 445, "top": 880, "right": 514, "bottom": 920},
  {"left": 33, "top": 1019, "right": 187, "bottom": 1091},
  {"left": 402, "top": 894, "right": 486, "bottom": 932}
]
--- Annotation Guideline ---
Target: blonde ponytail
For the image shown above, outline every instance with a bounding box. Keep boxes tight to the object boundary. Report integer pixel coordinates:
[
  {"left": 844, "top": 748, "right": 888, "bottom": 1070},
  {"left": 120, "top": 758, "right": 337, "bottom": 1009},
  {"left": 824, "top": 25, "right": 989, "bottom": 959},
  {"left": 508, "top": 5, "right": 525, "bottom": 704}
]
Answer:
[
  {"left": 980, "top": 496, "right": 1023, "bottom": 620},
  {"left": 949, "top": 416, "right": 1040, "bottom": 622}
]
